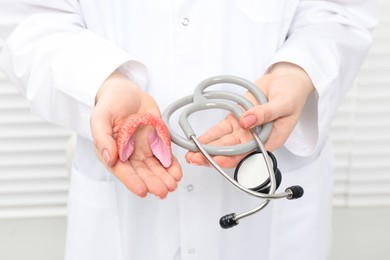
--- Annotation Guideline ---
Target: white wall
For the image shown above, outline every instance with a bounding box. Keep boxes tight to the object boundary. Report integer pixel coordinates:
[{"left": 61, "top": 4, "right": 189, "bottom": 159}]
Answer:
[
  {"left": 331, "top": 208, "right": 390, "bottom": 260},
  {"left": 0, "top": 217, "right": 66, "bottom": 260}
]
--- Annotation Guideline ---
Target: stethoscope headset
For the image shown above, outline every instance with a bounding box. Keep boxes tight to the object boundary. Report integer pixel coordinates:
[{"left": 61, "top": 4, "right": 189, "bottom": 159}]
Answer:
[{"left": 161, "top": 75, "right": 304, "bottom": 229}]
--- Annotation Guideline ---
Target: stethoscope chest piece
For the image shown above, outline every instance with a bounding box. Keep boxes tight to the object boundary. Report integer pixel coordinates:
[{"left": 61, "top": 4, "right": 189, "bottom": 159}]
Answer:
[{"left": 234, "top": 151, "right": 282, "bottom": 194}]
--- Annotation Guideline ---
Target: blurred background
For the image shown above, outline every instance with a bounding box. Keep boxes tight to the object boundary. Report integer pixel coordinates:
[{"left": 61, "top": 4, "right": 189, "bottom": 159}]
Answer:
[{"left": 0, "top": 1, "right": 389, "bottom": 260}]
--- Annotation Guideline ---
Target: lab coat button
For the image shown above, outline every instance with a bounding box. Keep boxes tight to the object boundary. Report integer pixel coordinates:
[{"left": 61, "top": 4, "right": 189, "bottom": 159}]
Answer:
[
  {"left": 188, "top": 248, "right": 196, "bottom": 254},
  {"left": 186, "top": 184, "right": 194, "bottom": 191},
  {"left": 182, "top": 17, "right": 190, "bottom": 26}
]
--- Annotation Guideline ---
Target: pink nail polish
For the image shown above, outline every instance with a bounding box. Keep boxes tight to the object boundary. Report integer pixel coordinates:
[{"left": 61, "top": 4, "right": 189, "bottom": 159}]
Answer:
[
  {"left": 242, "top": 114, "right": 257, "bottom": 129},
  {"left": 103, "top": 149, "right": 111, "bottom": 166}
]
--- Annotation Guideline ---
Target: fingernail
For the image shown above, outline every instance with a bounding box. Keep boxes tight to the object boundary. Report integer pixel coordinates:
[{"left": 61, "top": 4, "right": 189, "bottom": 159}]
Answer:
[
  {"left": 103, "top": 149, "right": 111, "bottom": 166},
  {"left": 189, "top": 160, "right": 200, "bottom": 166},
  {"left": 242, "top": 114, "right": 257, "bottom": 129},
  {"left": 189, "top": 156, "right": 200, "bottom": 166},
  {"left": 187, "top": 154, "right": 195, "bottom": 165}
]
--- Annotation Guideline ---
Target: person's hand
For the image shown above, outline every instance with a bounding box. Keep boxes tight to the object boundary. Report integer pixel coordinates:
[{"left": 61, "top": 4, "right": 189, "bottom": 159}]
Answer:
[
  {"left": 185, "top": 62, "right": 315, "bottom": 168},
  {"left": 90, "top": 71, "right": 182, "bottom": 198}
]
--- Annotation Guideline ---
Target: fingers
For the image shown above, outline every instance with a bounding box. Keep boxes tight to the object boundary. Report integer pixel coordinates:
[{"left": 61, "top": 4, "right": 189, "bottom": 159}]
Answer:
[
  {"left": 262, "top": 116, "right": 298, "bottom": 151},
  {"left": 111, "top": 155, "right": 182, "bottom": 199},
  {"left": 196, "top": 118, "right": 233, "bottom": 144},
  {"left": 184, "top": 101, "right": 288, "bottom": 167},
  {"left": 143, "top": 156, "right": 182, "bottom": 193},
  {"left": 166, "top": 156, "right": 183, "bottom": 183},
  {"left": 129, "top": 157, "right": 182, "bottom": 199},
  {"left": 187, "top": 153, "right": 248, "bottom": 169},
  {"left": 239, "top": 94, "right": 297, "bottom": 151},
  {"left": 185, "top": 113, "right": 255, "bottom": 168},
  {"left": 239, "top": 96, "right": 291, "bottom": 130},
  {"left": 130, "top": 159, "right": 170, "bottom": 198},
  {"left": 110, "top": 160, "right": 148, "bottom": 197},
  {"left": 90, "top": 106, "right": 118, "bottom": 168},
  {"left": 186, "top": 130, "right": 251, "bottom": 168},
  {"left": 184, "top": 102, "right": 293, "bottom": 167}
]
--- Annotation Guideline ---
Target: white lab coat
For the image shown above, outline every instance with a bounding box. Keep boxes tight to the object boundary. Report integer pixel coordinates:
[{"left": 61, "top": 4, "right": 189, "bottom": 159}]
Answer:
[{"left": 0, "top": 1, "right": 377, "bottom": 259}]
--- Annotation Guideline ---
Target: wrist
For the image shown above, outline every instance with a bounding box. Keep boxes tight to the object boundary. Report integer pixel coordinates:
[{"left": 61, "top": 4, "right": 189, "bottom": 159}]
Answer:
[
  {"left": 95, "top": 70, "right": 143, "bottom": 106},
  {"left": 267, "top": 62, "right": 315, "bottom": 94}
]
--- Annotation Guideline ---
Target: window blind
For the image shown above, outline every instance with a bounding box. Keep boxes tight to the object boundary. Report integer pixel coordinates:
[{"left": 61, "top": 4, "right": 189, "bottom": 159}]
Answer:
[
  {"left": 331, "top": 1, "right": 390, "bottom": 207},
  {"left": 0, "top": 73, "right": 71, "bottom": 218}
]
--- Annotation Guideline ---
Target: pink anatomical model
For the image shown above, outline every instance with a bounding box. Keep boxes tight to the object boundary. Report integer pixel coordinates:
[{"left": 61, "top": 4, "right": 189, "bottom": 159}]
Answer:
[{"left": 117, "top": 113, "right": 172, "bottom": 168}]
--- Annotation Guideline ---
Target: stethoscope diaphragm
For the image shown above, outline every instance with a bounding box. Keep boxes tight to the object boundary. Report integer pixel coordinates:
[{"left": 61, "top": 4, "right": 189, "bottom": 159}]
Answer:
[{"left": 234, "top": 151, "right": 282, "bottom": 194}]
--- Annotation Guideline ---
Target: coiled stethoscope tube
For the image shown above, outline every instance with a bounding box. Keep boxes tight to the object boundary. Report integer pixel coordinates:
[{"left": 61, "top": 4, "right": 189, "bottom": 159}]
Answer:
[{"left": 161, "top": 75, "right": 304, "bottom": 229}]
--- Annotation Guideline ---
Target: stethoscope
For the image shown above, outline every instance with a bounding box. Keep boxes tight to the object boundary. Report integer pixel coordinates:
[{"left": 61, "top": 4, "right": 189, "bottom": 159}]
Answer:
[{"left": 161, "top": 75, "right": 304, "bottom": 229}]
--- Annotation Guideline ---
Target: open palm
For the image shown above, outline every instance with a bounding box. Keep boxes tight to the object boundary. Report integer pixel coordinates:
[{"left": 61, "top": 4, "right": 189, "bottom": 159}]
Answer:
[{"left": 91, "top": 71, "right": 182, "bottom": 198}]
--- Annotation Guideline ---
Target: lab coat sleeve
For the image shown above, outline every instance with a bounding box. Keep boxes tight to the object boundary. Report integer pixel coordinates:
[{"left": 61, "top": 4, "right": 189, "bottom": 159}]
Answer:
[
  {"left": 268, "top": 0, "right": 378, "bottom": 156},
  {"left": 0, "top": 0, "right": 147, "bottom": 140}
]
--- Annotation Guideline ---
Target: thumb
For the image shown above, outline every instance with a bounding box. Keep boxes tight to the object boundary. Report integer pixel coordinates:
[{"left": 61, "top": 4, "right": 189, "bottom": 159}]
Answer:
[
  {"left": 239, "top": 97, "right": 301, "bottom": 151},
  {"left": 90, "top": 107, "right": 119, "bottom": 168},
  {"left": 239, "top": 100, "right": 285, "bottom": 130}
]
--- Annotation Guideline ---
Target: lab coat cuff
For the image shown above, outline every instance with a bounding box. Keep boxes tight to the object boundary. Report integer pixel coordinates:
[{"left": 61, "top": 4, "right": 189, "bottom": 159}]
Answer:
[
  {"left": 117, "top": 61, "right": 148, "bottom": 91},
  {"left": 268, "top": 47, "right": 328, "bottom": 97},
  {"left": 53, "top": 30, "right": 148, "bottom": 140},
  {"left": 267, "top": 49, "right": 326, "bottom": 156},
  {"left": 59, "top": 30, "right": 148, "bottom": 109}
]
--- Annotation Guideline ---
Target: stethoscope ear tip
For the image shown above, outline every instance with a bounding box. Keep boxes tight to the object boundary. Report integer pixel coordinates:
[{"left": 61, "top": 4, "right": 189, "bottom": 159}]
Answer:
[
  {"left": 220, "top": 213, "right": 239, "bottom": 229},
  {"left": 286, "top": 186, "right": 304, "bottom": 199}
]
